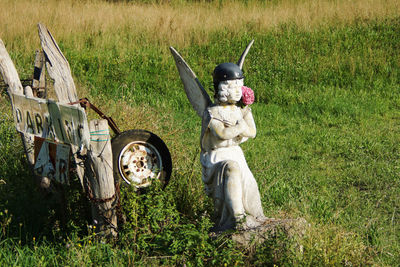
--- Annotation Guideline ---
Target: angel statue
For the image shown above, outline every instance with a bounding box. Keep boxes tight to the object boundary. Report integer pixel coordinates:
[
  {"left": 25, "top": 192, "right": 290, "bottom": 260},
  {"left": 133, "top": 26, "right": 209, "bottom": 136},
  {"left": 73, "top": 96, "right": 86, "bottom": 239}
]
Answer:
[{"left": 170, "top": 40, "right": 266, "bottom": 231}]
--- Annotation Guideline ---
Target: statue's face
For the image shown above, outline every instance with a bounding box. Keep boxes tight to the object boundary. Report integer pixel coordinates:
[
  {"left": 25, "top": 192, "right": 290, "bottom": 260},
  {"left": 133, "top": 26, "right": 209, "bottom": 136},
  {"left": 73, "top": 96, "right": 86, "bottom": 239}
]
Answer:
[{"left": 217, "top": 79, "right": 244, "bottom": 104}]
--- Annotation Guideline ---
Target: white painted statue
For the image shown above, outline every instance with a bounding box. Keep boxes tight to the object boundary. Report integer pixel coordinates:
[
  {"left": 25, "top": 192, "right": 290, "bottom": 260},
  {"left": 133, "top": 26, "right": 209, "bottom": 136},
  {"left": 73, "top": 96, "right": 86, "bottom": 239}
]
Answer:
[{"left": 170, "top": 41, "right": 266, "bottom": 231}]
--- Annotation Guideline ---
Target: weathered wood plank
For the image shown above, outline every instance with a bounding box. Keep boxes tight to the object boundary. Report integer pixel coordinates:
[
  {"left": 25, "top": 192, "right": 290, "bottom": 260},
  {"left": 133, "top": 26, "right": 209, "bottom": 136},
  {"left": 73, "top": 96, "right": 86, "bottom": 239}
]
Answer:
[
  {"left": 0, "top": 39, "right": 23, "bottom": 95},
  {"left": 37, "top": 23, "right": 78, "bottom": 104},
  {"left": 32, "top": 50, "right": 46, "bottom": 98},
  {"left": 21, "top": 133, "right": 36, "bottom": 167},
  {"left": 0, "top": 39, "right": 35, "bottom": 168},
  {"left": 86, "top": 119, "right": 117, "bottom": 237},
  {"left": 24, "top": 86, "right": 34, "bottom": 97}
]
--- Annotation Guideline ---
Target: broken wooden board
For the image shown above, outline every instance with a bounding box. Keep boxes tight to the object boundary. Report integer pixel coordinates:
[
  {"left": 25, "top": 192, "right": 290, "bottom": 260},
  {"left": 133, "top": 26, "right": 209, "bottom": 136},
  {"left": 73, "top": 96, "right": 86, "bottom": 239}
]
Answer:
[
  {"left": 38, "top": 23, "right": 78, "bottom": 104},
  {"left": 0, "top": 39, "right": 23, "bottom": 96}
]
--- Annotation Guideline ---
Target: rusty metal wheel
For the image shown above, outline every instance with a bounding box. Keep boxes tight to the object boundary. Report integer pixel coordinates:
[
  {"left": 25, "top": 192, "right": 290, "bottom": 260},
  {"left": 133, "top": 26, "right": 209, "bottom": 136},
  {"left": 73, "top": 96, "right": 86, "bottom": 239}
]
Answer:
[{"left": 111, "top": 130, "right": 172, "bottom": 189}]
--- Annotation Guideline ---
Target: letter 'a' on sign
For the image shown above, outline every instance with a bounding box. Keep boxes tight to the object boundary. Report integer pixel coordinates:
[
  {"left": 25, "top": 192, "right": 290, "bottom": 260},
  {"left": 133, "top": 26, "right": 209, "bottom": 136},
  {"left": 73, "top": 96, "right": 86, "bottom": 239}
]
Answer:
[{"left": 33, "top": 137, "right": 70, "bottom": 184}]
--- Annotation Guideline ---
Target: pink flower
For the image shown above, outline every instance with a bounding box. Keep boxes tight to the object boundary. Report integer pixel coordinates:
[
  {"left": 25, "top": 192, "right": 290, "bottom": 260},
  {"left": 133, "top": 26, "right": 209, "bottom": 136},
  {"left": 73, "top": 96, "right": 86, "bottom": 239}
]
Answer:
[{"left": 241, "top": 86, "right": 254, "bottom": 105}]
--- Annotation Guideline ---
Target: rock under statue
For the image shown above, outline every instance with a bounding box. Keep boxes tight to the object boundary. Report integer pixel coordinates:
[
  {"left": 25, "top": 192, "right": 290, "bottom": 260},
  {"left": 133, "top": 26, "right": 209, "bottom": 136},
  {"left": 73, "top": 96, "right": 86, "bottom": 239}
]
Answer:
[{"left": 171, "top": 41, "right": 266, "bottom": 231}]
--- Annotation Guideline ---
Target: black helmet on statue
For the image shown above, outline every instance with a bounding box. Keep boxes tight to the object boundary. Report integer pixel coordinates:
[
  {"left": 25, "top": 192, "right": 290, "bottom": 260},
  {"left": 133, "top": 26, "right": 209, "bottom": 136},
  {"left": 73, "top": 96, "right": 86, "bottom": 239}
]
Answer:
[{"left": 212, "top": 63, "right": 244, "bottom": 91}]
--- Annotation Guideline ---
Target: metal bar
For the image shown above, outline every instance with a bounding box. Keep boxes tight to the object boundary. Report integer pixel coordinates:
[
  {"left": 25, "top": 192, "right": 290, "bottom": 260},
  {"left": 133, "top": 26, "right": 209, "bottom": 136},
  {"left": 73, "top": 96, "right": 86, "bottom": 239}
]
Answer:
[{"left": 69, "top": 98, "right": 121, "bottom": 136}]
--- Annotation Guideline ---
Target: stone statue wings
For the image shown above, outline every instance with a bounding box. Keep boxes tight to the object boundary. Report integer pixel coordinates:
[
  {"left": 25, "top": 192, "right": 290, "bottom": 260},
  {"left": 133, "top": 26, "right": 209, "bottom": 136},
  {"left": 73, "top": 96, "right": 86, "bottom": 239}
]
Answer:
[{"left": 169, "top": 40, "right": 254, "bottom": 117}]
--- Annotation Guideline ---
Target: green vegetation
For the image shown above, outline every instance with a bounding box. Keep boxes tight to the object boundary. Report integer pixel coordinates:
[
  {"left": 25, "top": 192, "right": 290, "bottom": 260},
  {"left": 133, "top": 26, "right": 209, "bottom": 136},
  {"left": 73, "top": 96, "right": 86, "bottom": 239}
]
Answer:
[{"left": 1, "top": 0, "right": 399, "bottom": 265}]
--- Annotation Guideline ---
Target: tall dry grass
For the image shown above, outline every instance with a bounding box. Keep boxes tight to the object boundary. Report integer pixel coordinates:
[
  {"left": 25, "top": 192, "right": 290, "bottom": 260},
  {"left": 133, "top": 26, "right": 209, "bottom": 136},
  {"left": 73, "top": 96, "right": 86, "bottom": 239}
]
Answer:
[{"left": 0, "top": 0, "right": 399, "bottom": 50}]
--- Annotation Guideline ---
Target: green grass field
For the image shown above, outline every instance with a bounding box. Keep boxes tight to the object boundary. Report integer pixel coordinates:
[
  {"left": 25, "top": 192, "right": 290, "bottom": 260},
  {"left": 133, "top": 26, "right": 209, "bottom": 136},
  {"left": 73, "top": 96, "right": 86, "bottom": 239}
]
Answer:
[{"left": 0, "top": 0, "right": 399, "bottom": 266}]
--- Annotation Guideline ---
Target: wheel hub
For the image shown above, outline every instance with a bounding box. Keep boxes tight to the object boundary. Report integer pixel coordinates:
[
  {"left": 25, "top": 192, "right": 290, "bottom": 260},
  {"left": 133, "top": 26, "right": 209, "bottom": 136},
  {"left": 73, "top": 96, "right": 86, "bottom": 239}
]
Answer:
[{"left": 118, "top": 141, "right": 162, "bottom": 188}]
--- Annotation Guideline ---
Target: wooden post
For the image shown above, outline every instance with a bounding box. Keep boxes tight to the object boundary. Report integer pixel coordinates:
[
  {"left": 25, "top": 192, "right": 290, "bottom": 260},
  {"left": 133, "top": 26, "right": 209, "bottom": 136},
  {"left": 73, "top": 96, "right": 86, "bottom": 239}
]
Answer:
[
  {"left": 86, "top": 119, "right": 117, "bottom": 237},
  {"left": 32, "top": 50, "right": 46, "bottom": 98},
  {"left": 0, "top": 40, "right": 23, "bottom": 96},
  {"left": 0, "top": 39, "right": 36, "bottom": 168}
]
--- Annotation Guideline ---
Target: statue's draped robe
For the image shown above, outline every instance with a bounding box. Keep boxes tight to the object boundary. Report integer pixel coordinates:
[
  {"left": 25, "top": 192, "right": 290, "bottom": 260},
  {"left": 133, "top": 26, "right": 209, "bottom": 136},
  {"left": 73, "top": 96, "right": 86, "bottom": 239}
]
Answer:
[{"left": 200, "top": 105, "right": 264, "bottom": 230}]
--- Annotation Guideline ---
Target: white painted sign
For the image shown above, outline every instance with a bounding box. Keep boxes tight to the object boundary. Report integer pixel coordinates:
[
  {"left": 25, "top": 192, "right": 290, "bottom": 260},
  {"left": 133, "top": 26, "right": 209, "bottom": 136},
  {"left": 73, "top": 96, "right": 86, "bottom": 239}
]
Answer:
[
  {"left": 11, "top": 93, "right": 90, "bottom": 147},
  {"left": 34, "top": 138, "right": 70, "bottom": 184}
]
